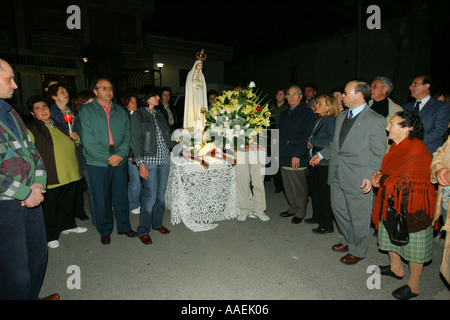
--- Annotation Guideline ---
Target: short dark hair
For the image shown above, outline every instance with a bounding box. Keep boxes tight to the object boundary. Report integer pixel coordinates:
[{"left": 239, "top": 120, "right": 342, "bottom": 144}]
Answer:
[
  {"left": 207, "top": 89, "right": 218, "bottom": 96},
  {"left": 72, "top": 90, "right": 95, "bottom": 112},
  {"left": 27, "top": 95, "right": 47, "bottom": 113},
  {"left": 395, "top": 110, "right": 424, "bottom": 140},
  {"left": 159, "top": 86, "right": 172, "bottom": 96},
  {"left": 47, "top": 83, "right": 69, "bottom": 101},
  {"left": 303, "top": 83, "right": 318, "bottom": 92},
  {"left": 351, "top": 78, "right": 371, "bottom": 102},
  {"left": 137, "top": 85, "right": 159, "bottom": 109},
  {"left": 121, "top": 92, "right": 138, "bottom": 109},
  {"left": 331, "top": 87, "right": 344, "bottom": 94},
  {"left": 421, "top": 76, "right": 434, "bottom": 93}
]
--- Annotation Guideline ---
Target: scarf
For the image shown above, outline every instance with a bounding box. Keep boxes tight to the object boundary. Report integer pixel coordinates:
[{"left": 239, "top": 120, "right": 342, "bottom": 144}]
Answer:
[{"left": 372, "top": 137, "right": 436, "bottom": 229}]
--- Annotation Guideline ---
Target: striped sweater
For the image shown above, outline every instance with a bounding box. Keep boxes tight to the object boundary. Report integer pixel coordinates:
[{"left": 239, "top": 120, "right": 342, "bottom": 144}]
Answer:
[{"left": 0, "top": 100, "right": 46, "bottom": 201}]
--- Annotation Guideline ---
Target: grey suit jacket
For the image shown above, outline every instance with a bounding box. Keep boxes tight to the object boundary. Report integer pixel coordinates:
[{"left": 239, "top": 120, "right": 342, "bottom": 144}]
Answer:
[{"left": 320, "top": 105, "right": 387, "bottom": 194}]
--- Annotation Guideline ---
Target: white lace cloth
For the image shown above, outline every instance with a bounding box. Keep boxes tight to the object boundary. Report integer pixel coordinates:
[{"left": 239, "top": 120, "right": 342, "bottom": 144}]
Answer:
[{"left": 166, "top": 155, "right": 240, "bottom": 232}]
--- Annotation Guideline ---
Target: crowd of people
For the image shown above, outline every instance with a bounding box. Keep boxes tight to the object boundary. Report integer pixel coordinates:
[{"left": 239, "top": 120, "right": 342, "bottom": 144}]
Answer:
[{"left": 0, "top": 56, "right": 449, "bottom": 300}]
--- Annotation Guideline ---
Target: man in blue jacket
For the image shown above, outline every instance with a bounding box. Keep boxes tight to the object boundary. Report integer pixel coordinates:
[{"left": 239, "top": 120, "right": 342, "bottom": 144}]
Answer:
[
  {"left": 403, "top": 75, "right": 450, "bottom": 157},
  {"left": 278, "top": 85, "right": 315, "bottom": 224}
]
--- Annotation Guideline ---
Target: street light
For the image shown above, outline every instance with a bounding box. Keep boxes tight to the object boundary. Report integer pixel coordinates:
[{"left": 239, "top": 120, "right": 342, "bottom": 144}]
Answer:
[
  {"left": 82, "top": 57, "right": 89, "bottom": 90},
  {"left": 156, "top": 62, "right": 164, "bottom": 87}
]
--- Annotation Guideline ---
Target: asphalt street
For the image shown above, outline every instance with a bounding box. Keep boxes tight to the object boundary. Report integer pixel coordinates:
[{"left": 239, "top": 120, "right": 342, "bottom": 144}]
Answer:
[{"left": 39, "top": 177, "right": 450, "bottom": 302}]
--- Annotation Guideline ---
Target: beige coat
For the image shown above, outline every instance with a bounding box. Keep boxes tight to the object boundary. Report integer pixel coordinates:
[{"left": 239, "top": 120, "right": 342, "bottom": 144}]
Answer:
[{"left": 430, "top": 139, "right": 450, "bottom": 284}]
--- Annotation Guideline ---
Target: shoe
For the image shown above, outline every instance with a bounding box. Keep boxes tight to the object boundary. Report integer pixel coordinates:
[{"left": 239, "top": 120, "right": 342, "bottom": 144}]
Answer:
[
  {"left": 118, "top": 230, "right": 138, "bottom": 237},
  {"left": 304, "top": 217, "right": 317, "bottom": 224},
  {"left": 139, "top": 234, "right": 152, "bottom": 245},
  {"left": 379, "top": 265, "right": 404, "bottom": 280},
  {"left": 312, "top": 227, "right": 334, "bottom": 234},
  {"left": 130, "top": 207, "right": 140, "bottom": 214},
  {"left": 392, "top": 285, "right": 419, "bottom": 300},
  {"left": 42, "top": 293, "right": 60, "bottom": 300},
  {"left": 101, "top": 235, "right": 111, "bottom": 245},
  {"left": 332, "top": 243, "right": 348, "bottom": 252},
  {"left": 291, "top": 217, "right": 303, "bottom": 224},
  {"left": 252, "top": 213, "right": 270, "bottom": 222},
  {"left": 47, "top": 240, "right": 59, "bottom": 249},
  {"left": 237, "top": 214, "right": 248, "bottom": 222},
  {"left": 280, "top": 211, "right": 293, "bottom": 217},
  {"left": 62, "top": 227, "right": 87, "bottom": 234},
  {"left": 340, "top": 253, "right": 363, "bottom": 265},
  {"left": 154, "top": 226, "right": 170, "bottom": 234}
]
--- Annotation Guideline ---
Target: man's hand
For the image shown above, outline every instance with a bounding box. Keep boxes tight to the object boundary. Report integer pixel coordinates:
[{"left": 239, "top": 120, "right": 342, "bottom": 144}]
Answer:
[
  {"left": 22, "top": 186, "right": 45, "bottom": 208},
  {"left": 371, "top": 171, "right": 383, "bottom": 188},
  {"left": 108, "top": 154, "right": 123, "bottom": 167},
  {"left": 292, "top": 157, "right": 300, "bottom": 169},
  {"left": 435, "top": 168, "right": 450, "bottom": 186},
  {"left": 309, "top": 154, "right": 321, "bottom": 167},
  {"left": 361, "top": 179, "right": 373, "bottom": 194},
  {"left": 69, "top": 131, "right": 79, "bottom": 142},
  {"left": 139, "top": 163, "right": 148, "bottom": 180}
]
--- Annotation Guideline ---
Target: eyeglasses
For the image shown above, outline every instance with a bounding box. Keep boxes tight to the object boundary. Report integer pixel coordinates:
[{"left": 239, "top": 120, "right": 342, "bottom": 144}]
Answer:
[
  {"left": 95, "top": 86, "right": 113, "bottom": 91},
  {"left": 343, "top": 91, "right": 357, "bottom": 95},
  {"left": 410, "top": 82, "right": 423, "bottom": 87},
  {"left": 286, "top": 93, "right": 300, "bottom": 97}
]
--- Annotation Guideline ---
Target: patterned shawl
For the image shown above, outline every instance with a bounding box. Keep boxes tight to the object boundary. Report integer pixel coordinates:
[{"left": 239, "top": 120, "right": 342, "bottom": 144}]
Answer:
[{"left": 372, "top": 137, "right": 436, "bottom": 229}]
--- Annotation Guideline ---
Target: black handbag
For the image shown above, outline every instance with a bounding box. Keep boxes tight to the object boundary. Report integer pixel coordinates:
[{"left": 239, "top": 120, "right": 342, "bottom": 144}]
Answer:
[{"left": 382, "top": 195, "right": 409, "bottom": 246}]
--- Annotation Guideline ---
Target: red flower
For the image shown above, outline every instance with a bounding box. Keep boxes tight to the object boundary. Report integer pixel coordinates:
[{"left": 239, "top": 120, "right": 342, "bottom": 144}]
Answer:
[{"left": 256, "top": 105, "right": 262, "bottom": 112}]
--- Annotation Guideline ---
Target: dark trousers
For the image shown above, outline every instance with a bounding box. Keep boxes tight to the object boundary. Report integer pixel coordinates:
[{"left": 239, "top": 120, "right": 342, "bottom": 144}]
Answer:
[
  {"left": 43, "top": 180, "right": 79, "bottom": 241},
  {"left": 87, "top": 162, "right": 131, "bottom": 236},
  {"left": 0, "top": 201, "right": 47, "bottom": 300},
  {"left": 309, "top": 165, "right": 334, "bottom": 230},
  {"left": 281, "top": 167, "right": 309, "bottom": 218}
]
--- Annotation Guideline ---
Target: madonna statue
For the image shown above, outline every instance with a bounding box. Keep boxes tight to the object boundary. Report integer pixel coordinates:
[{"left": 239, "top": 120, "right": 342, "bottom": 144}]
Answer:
[{"left": 183, "top": 50, "right": 208, "bottom": 130}]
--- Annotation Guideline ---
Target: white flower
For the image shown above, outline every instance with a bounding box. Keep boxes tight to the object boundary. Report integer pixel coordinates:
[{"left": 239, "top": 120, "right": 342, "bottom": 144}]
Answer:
[{"left": 249, "top": 81, "right": 256, "bottom": 88}]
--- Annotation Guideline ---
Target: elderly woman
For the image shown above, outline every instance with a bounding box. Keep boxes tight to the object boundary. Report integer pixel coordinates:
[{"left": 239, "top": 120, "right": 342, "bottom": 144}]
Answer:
[
  {"left": 308, "top": 95, "right": 339, "bottom": 233},
  {"left": 26, "top": 96, "right": 87, "bottom": 249},
  {"left": 371, "top": 111, "right": 436, "bottom": 300},
  {"left": 47, "top": 83, "right": 77, "bottom": 130},
  {"left": 130, "top": 87, "right": 173, "bottom": 245},
  {"left": 430, "top": 139, "right": 450, "bottom": 285}
]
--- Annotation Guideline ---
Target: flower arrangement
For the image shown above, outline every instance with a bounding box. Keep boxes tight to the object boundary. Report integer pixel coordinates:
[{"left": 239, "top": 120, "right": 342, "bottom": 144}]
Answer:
[{"left": 203, "top": 82, "right": 271, "bottom": 149}]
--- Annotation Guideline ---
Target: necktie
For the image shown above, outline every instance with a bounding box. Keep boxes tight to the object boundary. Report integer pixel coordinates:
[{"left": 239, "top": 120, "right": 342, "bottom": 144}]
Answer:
[
  {"left": 348, "top": 110, "right": 353, "bottom": 119},
  {"left": 413, "top": 101, "right": 421, "bottom": 114}
]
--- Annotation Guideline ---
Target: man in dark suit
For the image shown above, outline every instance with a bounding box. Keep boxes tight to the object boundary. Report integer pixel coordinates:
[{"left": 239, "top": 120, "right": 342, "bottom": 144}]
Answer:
[
  {"left": 402, "top": 76, "right": 450, "bottom": 157},
  {"left": 310, "top": 79, "right": 386, "bottom": 264},
  {"left": 279, "top": 85, "right": 315, "bottom": 224}
]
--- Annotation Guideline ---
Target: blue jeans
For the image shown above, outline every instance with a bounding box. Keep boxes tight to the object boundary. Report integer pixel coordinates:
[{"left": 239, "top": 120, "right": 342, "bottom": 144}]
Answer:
[
  {"left": 127, "top": 161, "right": 142, "bottom": 211},
  {"left": 137, "top": 162, "right": 170, "bottom": 236},
  {"left": 0, "top": 201, "right": 47, "bottom": 300}
]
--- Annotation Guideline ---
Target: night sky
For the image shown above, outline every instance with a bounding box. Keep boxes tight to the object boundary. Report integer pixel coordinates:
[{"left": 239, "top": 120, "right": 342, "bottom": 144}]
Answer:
[{"left": 146, "top": 0, "right": 417, "bottom": 59}]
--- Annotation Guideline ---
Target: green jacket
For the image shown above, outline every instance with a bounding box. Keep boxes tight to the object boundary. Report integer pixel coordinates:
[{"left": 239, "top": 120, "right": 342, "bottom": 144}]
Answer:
[{"left": 78, "top": 99, "right": 130, "bottom": 167}]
